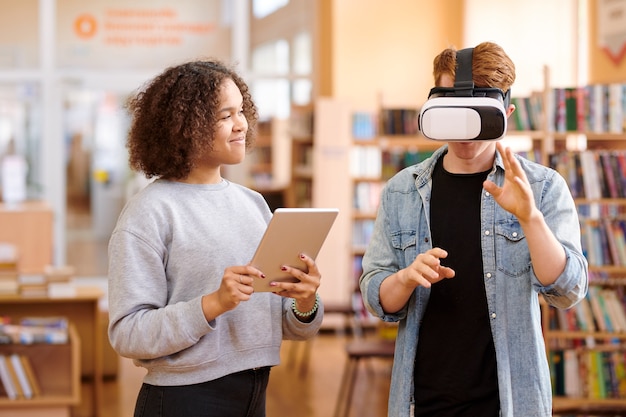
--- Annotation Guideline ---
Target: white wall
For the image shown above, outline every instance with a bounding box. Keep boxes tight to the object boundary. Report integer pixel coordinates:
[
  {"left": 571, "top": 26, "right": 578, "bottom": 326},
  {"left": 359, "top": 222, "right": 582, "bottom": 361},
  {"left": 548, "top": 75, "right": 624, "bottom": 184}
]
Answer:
[{"left": 464, "top": 0, "right": 586, "bottom": 94}]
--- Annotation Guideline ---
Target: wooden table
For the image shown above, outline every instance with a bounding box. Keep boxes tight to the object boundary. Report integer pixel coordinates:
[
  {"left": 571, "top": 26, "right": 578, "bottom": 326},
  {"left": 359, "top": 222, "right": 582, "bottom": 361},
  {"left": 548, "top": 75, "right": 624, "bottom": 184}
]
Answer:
[{"left": 0, "top": 287, "right": 103, "bottom": 417}]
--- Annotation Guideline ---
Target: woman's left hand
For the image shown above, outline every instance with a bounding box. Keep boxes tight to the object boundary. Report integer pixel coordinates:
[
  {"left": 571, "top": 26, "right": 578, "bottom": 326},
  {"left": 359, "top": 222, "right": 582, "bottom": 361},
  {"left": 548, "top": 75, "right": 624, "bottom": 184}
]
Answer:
[{"left": 270, "top": 253, "right": 320, "bottom": 312}]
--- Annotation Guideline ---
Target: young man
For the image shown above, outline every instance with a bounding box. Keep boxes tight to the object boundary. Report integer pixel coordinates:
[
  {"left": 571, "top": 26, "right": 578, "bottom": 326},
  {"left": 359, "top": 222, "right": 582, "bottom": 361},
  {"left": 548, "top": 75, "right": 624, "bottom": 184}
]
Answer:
[{"left": 359, "top": 41, "right": 588, "bottom": 417}]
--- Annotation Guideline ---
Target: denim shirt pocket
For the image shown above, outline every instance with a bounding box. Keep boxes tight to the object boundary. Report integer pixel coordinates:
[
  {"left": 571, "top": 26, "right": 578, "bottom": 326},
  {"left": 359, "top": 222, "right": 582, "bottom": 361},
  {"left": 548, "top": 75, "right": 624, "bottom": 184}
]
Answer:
[
  {"left": 494, "top": 219, "right": 530, "bottom": 277},
  {"left": 390, "top": 229, "right": 417, "bottom": 267}
]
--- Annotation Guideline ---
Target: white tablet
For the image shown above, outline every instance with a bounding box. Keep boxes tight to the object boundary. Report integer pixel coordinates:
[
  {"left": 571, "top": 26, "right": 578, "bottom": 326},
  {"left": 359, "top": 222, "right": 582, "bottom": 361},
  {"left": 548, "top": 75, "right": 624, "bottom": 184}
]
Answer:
[{"left": 250, "top": 208, "right": 339, "bottom": 292}]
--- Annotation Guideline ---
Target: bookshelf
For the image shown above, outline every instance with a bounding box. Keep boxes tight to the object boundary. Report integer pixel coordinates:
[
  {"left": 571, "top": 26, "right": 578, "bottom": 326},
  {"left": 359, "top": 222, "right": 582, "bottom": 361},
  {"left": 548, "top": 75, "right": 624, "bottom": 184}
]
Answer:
[
  {"left": 286, "top": 105, "right": 315, "bottom": 208},
  {"left": 0, "top": 324, "right": 80, "bottom": 417},
  {"left": 0, "top": 287, "right": 104, "bottom": 417},
  {"left": 349, "top": 107, "right": 441, "bottom": 324},
  {"left": 517, "top": 68, "right": 626, "bottom": 412},
  {"left": 249, "top": 119, "right": 274, "bottom": 188},
  {"left": 248, "top": 118, "right": 291, "bottom": 211}
]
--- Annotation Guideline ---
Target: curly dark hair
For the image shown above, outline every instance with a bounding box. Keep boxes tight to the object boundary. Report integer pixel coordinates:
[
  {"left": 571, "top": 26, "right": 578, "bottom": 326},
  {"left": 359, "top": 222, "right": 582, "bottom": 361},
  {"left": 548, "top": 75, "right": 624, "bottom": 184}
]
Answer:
[{"left": 126, "top": 60, "right": 258, "bottom": 180}]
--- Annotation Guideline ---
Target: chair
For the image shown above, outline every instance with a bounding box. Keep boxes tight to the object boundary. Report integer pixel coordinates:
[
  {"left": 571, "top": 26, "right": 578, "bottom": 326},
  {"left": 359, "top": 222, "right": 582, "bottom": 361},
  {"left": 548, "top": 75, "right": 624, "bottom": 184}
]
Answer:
[
  {"left": 333, "top": 338, "right": 396, "bottom": 417},
  {"left": 332, "top": 298, "right": 397, "bottom": 417}
]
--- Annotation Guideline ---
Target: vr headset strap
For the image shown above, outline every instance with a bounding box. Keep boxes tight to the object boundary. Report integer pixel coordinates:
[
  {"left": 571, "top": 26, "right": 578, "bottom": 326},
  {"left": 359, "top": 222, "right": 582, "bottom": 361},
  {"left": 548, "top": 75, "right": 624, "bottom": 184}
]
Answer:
[{"left": 454, "top": 47, "right": 474, "bottom": 96}]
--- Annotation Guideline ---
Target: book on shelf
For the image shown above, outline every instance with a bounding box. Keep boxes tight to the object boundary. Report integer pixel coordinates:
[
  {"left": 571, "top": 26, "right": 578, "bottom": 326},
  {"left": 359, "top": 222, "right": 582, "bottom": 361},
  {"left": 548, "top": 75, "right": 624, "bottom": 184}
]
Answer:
[
  {"left": 379, "top": 108, "right": 419, "bottom": 135},
  {"left": 43, "top": 264, "right": 75, "bottom": 283},
  {"left": 350, "top": 146, "right": 382, "bottom": 178},
  {"left": 588, "top": 286, "right": 610, "bottom": 332},
  {"left": 0, "top": 243, "right": 19, "bottom": 295},
  {"left": 550, "top": 350, "right": 565, "bottom": 396},
  {"left": 587, "top": 84, "right": 610, "bottom": 133},
  {"left": 352, "top": 112, "right": 377, "bottom": 139},
  {"left": 20, "top": 354, "right": 41, "bottom": 397},
  {"left": 289, "top": 105, "right": 314, "bottom": 139},
  {"left": 574, "top": 296, "right": 596, "bottom": 332},
  {"left": 563, "top": 349, "right": 583, "bottom": 397},
  {"left": 353, "top": 181, "right": 383, "bottom": 214},
  {"left": 579, "top": 150, "right": 603, "bottom": 200},
  {"left": 0, "top": 243, "right": 18, "bottom": 267},
  {"left": 608, "top": 83, "right": 625, "bottom": 134},
  {"left": 0, "top": 277, "right": 18, "bottom": 295},
  {"left": 610, "top": 220, "right": 626, "bottom": 266},
  {"left": 352, "top": 219, "right": 375, "bottom": 248},
  {"left": 0, "top": 354, "right": 17, "bottom": 399},
  {"left": 9, "top": 353, "right": 33, "bottom": 399},
  {"left": 564, "top": 87, "right": 582, "bottom": 131},
  {"left": 601, "top": 289, "right": 626, "bottom": 333},
  {"left": 598, "top": 152, "right": 620, "bottom": 198}
]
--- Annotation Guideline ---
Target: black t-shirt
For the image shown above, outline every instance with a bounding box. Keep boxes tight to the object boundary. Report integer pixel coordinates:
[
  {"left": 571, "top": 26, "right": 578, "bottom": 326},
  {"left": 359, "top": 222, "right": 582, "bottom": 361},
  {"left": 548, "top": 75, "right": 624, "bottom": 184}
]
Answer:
[{"left": 413, "top": 155, "right": 500, "bottom": 417}]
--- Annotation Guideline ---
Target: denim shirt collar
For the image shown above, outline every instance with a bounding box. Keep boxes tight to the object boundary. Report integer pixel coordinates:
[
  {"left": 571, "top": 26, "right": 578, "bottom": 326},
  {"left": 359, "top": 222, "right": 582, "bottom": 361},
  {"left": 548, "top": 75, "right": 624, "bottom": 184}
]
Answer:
[{"left": 410, "top": 144, "right": 505, "bottom": 190}]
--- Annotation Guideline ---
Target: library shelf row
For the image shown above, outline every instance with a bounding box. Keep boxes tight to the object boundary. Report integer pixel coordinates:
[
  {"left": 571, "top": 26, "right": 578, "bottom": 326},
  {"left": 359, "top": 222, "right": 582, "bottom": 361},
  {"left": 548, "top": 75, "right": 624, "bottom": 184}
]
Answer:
[
  {"left": 286, "top": 105, "right": 315, "bottom": 209},
  {"left": 526, "top": 68, "right": 626, "bottom": 413},
  {"left": 0, "top": 324, "right": 79, "bottom": 417}
]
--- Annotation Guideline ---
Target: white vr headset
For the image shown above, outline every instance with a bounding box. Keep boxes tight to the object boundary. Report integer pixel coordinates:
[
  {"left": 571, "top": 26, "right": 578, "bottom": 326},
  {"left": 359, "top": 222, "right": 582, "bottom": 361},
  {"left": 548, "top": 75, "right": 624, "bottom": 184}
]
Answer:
[{"left": 418, "top": 47, "right": 511, "bottom": 141}]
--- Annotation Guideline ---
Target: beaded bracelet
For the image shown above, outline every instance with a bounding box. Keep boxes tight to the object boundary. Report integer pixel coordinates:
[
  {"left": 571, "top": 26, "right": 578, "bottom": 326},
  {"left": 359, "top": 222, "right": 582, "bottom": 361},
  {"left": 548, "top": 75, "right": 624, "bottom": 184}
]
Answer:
[{"left": 292, "top": 293, "right": 320, "bottom": 318}]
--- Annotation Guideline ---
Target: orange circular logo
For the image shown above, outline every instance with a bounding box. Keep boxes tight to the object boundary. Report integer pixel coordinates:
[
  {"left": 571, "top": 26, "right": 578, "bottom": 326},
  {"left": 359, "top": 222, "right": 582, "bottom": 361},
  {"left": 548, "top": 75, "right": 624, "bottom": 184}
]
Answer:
[{"left": 74, "top": 14, "right": 97, "bottom": 39}]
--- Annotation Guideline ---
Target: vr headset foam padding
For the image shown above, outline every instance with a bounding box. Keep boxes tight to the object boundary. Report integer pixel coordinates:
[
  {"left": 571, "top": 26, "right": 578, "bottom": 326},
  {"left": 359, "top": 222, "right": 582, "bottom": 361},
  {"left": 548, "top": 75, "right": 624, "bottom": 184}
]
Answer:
[{"left": 418, "top": 47, "right": 510, "bottom": 141}]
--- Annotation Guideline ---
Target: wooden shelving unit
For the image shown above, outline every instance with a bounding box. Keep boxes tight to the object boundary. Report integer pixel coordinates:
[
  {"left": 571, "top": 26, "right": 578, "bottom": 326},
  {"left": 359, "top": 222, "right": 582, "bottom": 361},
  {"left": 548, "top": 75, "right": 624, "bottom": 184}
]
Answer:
[
  {"left": 0, "top": 287, "right": 104, "bottom": 417},
  {"left": 0, "top": 324, "right": 80, "bottom": 417},
  {"left": 527, "top": 68, "right": 626, "bottom": 413},
  {"left": 248, "top": 118, "right": 291, "bottom": 211},
  {"left": 286, "top": 105, "right": 315, "bottom": 208},
  {"left": 349, "top": 106, "right": 441, "bottom": 325}
]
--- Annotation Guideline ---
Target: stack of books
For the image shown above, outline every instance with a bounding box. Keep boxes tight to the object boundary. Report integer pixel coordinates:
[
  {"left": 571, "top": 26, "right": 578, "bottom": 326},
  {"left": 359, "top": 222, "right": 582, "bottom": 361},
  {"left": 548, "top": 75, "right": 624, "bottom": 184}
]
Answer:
[
  {"left": 18, "top": 265, "right": 76, "bottom": 297},
  {"left": 0, "top": 243, "right": 19, "bottom": 295}
]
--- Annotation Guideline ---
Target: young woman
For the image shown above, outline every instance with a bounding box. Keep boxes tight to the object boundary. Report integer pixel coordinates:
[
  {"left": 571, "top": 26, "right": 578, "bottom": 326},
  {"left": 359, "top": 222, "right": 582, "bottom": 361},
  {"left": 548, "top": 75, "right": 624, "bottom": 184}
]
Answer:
[{"left": 107, "top": 60, "right": 323, "bottom": 417}]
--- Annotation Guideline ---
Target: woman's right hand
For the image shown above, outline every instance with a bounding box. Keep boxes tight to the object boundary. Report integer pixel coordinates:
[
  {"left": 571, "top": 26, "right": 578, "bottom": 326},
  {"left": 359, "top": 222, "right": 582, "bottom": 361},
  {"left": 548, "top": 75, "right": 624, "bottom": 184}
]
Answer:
[{"left": 201, "top": 266, "right": 264, "bottom": 321}]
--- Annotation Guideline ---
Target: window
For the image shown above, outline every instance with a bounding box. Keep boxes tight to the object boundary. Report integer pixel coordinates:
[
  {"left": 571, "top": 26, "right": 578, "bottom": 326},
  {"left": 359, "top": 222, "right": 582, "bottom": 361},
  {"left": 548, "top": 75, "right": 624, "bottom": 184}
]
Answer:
[{"left": 252, "top": 0, "right": 289, "bottom": 19}]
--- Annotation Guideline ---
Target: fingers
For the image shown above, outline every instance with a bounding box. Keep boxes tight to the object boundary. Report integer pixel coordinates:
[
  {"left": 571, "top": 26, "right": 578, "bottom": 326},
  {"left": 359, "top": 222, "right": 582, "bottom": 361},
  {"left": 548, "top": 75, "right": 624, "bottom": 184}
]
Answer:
[
  {"left": 270, "top": 253, "right": 320, "bottom": 297},
  {"left": 405, "top": 248, "right": 455, "bottom": 288},
  {"left": 498, "top": 142, "right": 529, "bottom": 182},
  {"left": 222, "top": 267, "right": 263, "bottom": 301}
]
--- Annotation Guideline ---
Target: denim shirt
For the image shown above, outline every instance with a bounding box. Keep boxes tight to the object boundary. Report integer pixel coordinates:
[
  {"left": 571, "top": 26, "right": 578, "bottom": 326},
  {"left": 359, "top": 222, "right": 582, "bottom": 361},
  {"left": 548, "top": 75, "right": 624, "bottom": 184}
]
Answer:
[{"left": 360, "top": 145, "right": 588, "bottom": 417}]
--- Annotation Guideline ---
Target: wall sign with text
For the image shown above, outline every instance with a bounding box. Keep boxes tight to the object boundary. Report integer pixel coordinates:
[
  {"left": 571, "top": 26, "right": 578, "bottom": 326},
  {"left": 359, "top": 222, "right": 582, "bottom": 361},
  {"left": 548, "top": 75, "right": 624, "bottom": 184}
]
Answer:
[{"left": 57, "top": 1, "right": 231, "bottom": 70}]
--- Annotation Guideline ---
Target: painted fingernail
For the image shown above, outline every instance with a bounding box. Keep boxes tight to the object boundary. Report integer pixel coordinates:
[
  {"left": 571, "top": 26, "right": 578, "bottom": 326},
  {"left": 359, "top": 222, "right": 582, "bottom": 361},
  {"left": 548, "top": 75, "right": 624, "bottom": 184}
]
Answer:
[{"left": 280, "top": 266, "right": 287, "bottom": 271}]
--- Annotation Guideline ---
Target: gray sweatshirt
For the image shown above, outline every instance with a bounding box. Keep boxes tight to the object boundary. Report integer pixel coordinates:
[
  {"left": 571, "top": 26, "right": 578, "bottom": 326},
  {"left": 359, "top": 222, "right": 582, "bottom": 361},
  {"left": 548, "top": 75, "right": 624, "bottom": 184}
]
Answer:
[{"left": 107, "top": 179, "right": 323, "bottom": 386}]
